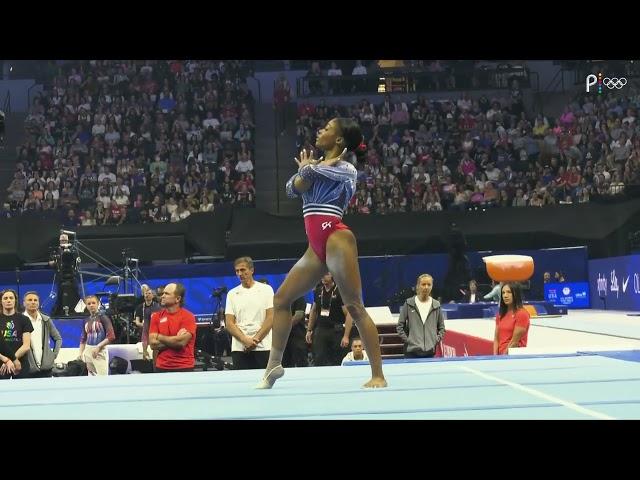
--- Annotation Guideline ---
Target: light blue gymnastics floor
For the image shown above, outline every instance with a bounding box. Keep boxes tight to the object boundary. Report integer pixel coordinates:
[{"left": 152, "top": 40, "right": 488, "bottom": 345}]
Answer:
[{"left": 2, "top": 353, "right": 639, "bottom": 419}]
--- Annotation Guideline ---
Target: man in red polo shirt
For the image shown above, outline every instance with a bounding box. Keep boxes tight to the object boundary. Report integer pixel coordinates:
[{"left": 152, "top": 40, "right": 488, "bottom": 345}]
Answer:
[{"left": 149, "top": 282, "right": 196, "bottom": 372}]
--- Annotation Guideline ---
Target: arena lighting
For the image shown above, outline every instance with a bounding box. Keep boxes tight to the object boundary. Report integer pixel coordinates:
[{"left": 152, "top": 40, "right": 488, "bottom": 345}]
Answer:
[{"left": 187, "top": 255, "right": 223, "bottom": 263}]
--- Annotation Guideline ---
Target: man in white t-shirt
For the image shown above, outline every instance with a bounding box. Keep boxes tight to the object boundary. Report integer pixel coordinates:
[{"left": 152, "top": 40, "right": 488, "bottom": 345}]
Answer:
[
  {"left": 341, "top": 337, "right": 369, "bottom": 365},
  {"left": 225, "top": 256, "right": 274, "bottom": 370}
]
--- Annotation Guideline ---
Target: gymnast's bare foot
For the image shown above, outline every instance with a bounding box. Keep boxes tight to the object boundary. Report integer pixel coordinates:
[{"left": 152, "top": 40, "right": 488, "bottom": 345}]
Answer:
[
  {"left": 363, "top": 376, "right": 388, "bottom": 388},
  {"left": 255, "top": 364, "right": 285, "bottom": 389}
]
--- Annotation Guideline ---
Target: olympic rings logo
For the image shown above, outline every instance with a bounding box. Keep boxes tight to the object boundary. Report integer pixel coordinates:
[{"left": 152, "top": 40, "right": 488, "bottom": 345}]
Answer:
[
  {"left": 586, "top": 74, "right": 628, "bottom": 93},
  {"left": 603, "top": 77, "right": 627, "bottom": 89}
]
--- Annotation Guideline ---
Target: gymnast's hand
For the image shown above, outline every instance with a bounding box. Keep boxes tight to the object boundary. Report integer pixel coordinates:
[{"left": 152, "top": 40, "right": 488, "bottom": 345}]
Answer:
[
  {"left": 319, "top": 148, "right": 347, "bottom": 167},
  {"left": 295, "top": 148, "right": 322, "bottom": 171}
]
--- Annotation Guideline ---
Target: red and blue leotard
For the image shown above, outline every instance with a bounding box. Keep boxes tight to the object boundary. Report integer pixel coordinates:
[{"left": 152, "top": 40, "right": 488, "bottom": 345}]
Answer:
[{"left": 286, "top": 161, "right": 357, "bottom": 262}]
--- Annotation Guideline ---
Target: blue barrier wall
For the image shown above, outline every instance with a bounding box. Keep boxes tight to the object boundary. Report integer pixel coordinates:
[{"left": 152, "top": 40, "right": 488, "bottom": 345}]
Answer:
[
  {"left": 0, "top": 247, "right": 588, "bottom": 316},
  {"left": 589, "top": 255, "right": 640, "bottom": 311}
]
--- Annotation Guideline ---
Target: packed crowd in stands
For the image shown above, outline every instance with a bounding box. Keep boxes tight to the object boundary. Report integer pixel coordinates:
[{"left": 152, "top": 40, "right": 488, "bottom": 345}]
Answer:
[
  {"left": 296, "top": 85, "right": 640, "bottom": 215},
  {"left": 4, "top": 60, "right": 256, "bottom": 226},
  {"left": 4, "top": 60, "right": 640, "bottom": 224}
]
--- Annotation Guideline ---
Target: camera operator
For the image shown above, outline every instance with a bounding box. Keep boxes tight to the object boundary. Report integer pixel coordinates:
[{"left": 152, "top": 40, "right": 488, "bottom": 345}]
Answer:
[
  {"left": 134, "top": 285, "right": 160, "bottom": 360},
  {"left": 49, "top": 233, "right": 82, "bottom": 316}
]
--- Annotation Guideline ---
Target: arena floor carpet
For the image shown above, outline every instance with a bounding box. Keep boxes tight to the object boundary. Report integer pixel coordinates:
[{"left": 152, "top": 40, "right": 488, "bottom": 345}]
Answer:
[{"left": 2, "top": 352, "right": 640, "bottom": 419}]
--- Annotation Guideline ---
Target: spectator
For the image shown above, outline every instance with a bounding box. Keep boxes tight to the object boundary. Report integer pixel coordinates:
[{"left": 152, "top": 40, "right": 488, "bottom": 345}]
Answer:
[
  {"left": 306, "top": 61, "right": 323, "bottom": 95},
  {"left": 235, "top": 153, "right": 254, "bottom": 174},
  {"left": 106, "top": 199, "right": 126, "bottom": 225},
  {"left": 396, "top": 274, "right": 446, "bottom": 358},
  {"left": 484, "top": 280, "right": 502, "bottom": 302},
  {"left": 351, "top": 60, "right": 368, "bottom": 92},
  {"left": 81, "top": 209, "right": 96, "bottom": 226},
  {"left": 493, "top": 283, "right": 530, "bottom": 355},
  {"left": 327, "top": 61, "right": 343, "bottom": 94},
  {"left": 170, "top": 200, "right": 191, "bottom": 222},
  {"left": 341, "top": 337, "right": 369, "bottom": 365},
  {"left": 274, "top": 73, "right": 292, "bottom": 135},
  {"left": 461, "top": 279, "right": 481, "bottom": 303}
]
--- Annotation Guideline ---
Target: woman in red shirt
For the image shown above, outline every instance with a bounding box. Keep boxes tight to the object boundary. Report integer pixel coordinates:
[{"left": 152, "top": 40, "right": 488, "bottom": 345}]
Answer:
[{"left": 493, "top": 282, "right": 530, "bottom": 355}]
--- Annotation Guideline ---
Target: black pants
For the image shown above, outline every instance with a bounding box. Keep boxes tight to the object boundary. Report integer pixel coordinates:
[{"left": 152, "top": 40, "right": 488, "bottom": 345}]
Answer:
[
  {"left": 313, "top": 326, "right": 348, "bottom": 366},
  {"left": 28, "top": 369, "right": 53, "bottom": 378},
  {"left": 231, "top": 350, "right": 270, "bottom": 370},
  {"left": 53, "top": 279, "right": 81, "bottom": 316},
  {"left": 405, "top": 349, "right": 435, "bottom": 359},
  {"left": 283, "top": 335, "right": 308, "bottom": 368}
]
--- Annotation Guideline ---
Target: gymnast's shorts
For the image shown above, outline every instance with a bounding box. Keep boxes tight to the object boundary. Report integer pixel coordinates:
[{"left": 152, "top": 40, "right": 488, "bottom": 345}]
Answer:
[{"left": 303, "top": 214, "right": 350, "bottom": 263}]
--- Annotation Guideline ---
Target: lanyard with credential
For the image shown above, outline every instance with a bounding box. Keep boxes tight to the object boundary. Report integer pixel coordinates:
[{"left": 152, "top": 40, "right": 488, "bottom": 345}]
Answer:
[{"left": 320, "top": 285, "right": 336, "bottom": 318}]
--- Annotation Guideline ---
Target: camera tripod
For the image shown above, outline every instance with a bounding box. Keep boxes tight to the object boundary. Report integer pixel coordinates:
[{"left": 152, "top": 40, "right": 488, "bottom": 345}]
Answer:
[
  {"left": 44, "top": 231, "right": 145, "bottom": 331},
  {"left": 196, "top": 289, "right": 230, "bottom": 357}
]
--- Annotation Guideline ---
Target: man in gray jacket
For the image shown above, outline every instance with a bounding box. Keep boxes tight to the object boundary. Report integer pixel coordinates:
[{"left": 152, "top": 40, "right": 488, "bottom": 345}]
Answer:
[
  {"left": 396, "top": 274, "right": 445, "bottom": 358},
  {"left": 23, "top": 291, "right": 62, "bottom": 378}
]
